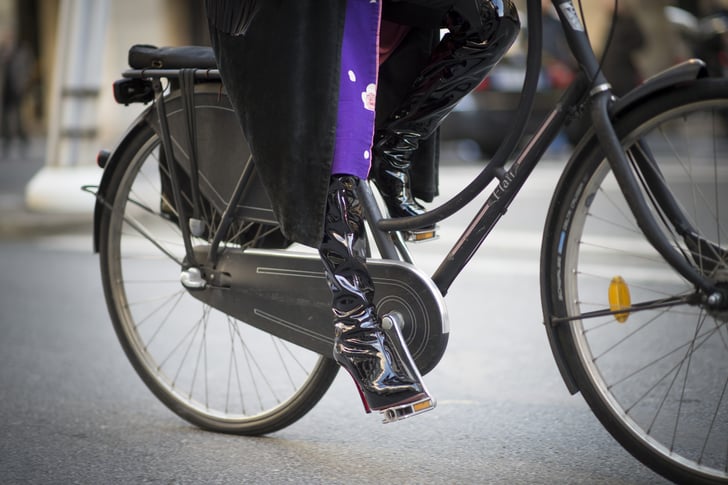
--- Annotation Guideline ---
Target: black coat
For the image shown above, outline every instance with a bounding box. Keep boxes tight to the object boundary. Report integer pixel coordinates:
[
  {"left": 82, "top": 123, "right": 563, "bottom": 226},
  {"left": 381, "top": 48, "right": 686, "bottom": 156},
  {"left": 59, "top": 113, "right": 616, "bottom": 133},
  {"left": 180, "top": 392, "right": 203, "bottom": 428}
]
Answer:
[{"left": 207, "top": 0, "right": 439, "bottom": 247}]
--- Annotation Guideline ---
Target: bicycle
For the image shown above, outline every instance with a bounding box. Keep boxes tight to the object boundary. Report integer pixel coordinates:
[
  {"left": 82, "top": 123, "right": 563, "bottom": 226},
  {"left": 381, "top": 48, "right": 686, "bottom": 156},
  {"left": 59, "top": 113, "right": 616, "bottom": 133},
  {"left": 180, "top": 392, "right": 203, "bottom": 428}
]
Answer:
[{"left": 90, "top": 1, "right": 728, "bottom": 483}]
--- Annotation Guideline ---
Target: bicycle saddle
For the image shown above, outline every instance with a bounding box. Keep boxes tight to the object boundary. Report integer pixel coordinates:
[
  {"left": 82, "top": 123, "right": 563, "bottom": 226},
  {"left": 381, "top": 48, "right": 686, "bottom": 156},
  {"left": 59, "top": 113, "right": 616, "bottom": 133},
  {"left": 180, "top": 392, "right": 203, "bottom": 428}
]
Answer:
[{"left": 127, "top": 44, "right": 217, "bottom": 70}]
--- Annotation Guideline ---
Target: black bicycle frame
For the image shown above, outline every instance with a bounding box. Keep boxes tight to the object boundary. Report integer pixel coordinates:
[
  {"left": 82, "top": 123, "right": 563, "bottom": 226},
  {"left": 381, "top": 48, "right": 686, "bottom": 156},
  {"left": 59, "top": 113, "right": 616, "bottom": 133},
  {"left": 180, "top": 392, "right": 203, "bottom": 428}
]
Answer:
[
  {"left": 141, "top": 0, "right": 720, "bottom": 303},
  {"left": 363, "top": 0, "right": 721, "bottom": 299}
]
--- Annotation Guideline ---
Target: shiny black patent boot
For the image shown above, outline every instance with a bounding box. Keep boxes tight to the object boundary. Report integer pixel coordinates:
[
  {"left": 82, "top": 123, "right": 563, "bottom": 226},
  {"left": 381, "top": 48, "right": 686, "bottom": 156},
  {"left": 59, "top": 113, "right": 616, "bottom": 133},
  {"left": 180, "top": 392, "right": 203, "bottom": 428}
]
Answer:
[
  {"left": 371, "top": 129, "right": 428, "bottom": 221},
  {"left": 319, "top": 175, "right": 435, "bottom": 422},
  {"left": 372, "top": 1, "right": 520, "bottom": 234}
]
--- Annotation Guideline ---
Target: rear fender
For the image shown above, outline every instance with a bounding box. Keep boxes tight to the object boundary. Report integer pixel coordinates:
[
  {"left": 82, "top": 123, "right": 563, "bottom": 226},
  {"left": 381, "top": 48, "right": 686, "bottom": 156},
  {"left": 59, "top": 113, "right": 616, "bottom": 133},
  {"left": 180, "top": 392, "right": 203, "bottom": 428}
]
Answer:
[{"left": 92, "top": 108, "right": 155, "bottom": 253}]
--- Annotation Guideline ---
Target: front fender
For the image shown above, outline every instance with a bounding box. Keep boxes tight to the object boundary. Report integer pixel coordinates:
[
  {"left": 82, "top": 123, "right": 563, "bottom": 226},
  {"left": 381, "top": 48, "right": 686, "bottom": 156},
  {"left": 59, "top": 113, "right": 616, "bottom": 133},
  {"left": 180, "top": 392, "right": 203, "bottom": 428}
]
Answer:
[
  {"left": 541, "top": 59, "right": 709, "bottom": 395},
  {"left": 612, "top": 59, "right": 708, "bottom": 114}
]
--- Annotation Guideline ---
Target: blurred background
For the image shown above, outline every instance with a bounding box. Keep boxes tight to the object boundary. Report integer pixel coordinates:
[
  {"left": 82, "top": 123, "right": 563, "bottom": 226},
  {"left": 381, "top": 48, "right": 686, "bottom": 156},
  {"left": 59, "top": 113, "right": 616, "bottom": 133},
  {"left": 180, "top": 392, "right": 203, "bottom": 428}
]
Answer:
[
  {"left": 0, "top": 0, "right": 208, "bottom": 154},
  {"left": 0, "top": 0, "right": 726, "bottom": 213},
  {"left": 440, "top": 0, "right": 728, "bottom": 159}
]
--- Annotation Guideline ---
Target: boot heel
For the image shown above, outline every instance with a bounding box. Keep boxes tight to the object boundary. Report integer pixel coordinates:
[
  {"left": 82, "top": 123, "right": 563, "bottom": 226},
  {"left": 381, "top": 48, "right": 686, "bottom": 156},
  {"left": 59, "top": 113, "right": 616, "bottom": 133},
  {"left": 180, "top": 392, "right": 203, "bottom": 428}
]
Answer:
[
  {"left": 381, "top": 396, "right": 436, "bottom": 423},
  {"left": 342, "top": 369, "right": 372, "bottom": 414}
]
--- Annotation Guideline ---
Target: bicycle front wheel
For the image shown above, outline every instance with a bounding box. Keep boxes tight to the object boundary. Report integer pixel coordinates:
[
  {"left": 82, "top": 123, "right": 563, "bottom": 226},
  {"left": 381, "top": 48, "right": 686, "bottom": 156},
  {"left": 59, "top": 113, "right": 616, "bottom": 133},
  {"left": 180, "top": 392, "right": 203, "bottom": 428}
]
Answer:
[
  {"left": 98, "top": 117, "right": 338, "bottom": 436},
  {"left": 542, "top": 78, "right": 728, "bottom": 484}
]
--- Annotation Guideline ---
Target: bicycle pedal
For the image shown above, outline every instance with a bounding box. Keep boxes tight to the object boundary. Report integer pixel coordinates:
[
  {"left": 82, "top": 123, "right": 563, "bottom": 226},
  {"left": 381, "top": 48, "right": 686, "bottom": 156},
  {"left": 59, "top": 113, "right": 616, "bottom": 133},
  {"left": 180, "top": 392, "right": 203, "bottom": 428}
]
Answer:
[
  {"left": 381, "top": 397, "right": 436, "bottom": 424},
  {"left": 404, "top": 226, "right": 438, "bottom": 243}
]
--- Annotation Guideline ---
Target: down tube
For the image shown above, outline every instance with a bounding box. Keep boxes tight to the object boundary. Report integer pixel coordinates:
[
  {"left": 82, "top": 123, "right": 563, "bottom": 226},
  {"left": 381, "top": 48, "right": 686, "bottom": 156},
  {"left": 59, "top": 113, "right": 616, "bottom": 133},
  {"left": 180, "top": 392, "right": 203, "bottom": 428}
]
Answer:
[{"left": 432, "top": 94, "right": 580, "bottom": 295}]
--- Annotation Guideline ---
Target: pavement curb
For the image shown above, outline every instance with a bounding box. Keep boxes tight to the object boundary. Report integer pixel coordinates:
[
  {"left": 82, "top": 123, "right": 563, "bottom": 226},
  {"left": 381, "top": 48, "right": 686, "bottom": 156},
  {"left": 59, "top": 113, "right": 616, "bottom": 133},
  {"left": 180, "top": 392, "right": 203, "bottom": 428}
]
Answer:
[{"left": 1, "top": 146, "right": 99, "bottom": 239}]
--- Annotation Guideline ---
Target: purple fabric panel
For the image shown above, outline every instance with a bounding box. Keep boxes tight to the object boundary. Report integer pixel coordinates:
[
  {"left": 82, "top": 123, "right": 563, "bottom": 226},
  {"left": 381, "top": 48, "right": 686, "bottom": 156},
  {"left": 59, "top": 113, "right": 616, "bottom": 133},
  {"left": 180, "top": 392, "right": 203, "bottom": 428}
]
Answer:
[{"left": 331, "top": 0, "right": 381, "bottom": 178}]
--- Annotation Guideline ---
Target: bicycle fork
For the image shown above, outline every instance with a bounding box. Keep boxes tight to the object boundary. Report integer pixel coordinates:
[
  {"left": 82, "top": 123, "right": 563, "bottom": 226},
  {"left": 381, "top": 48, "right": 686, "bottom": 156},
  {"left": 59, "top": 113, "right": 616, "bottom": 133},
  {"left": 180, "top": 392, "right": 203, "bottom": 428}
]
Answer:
[
  {"left": 589, "top": 89, "right": 726, "bottom": 307},
  {"left": 551, "top": 0, "right": 726, "bottom": 304}
]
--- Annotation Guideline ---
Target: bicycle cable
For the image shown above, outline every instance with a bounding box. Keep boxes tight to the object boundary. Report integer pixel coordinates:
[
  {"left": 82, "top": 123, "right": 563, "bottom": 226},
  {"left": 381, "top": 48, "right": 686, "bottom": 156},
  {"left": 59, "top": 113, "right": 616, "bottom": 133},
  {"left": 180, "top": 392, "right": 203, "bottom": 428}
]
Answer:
[
  {"left": 577, "top": 0, "right": 620, "bottom": 94},
  {"left": 376, "top": 0, "right": 543, "bottom": 232},
  {"left": 376, "top": 0, "right": 622, "bottom": 234}
]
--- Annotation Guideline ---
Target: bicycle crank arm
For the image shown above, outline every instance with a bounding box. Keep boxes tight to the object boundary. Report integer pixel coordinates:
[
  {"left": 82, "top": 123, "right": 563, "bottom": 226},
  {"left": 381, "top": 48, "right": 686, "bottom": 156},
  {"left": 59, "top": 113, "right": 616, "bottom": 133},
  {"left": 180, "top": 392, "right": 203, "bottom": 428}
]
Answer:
[{"left": 185, "top": 248, "right": 450, "bottom": 376}]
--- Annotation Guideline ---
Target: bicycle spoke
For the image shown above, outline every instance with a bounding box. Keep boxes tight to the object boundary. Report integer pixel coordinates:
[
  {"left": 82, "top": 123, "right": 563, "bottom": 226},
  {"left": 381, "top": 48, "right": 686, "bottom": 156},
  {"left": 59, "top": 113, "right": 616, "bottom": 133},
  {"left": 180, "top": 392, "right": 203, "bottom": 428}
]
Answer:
[
  {"left": 120, "top": 216, "right": 185, "bottom": 265},
  {"left": 100, "top": 83, "right": 338, "bottom": 436},
  {"left": 656, "top": 124, "right": 728, "bottom": 246},
  {"left": 165, "top": 312, "right": 205, "bottom": 380},
  {"left": 231, "top": 322, "right": 282, "bottom": 410},
  {"left": 131, "top": 291, "right": 186, "bottom": 350},
  {"left": 546, "top": 86, "right": 728, "bottom": 481},
  {"left": 551, "top": 294, "right": 695, "bottom": 323},
  {"left": 700, "top": 375, "right": 727, "bottom": 467},
  {"left": 187, "top": 311, "right": 209, "bottom": 403},
  {"left": 225, "top": 318, "right": 247, "bottom": 414}
]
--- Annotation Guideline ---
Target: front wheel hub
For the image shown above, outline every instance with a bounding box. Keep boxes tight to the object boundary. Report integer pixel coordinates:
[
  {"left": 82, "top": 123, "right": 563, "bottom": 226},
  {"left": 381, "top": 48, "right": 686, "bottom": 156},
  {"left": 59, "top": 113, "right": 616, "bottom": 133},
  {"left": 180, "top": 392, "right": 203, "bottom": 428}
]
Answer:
[{"left": 704, "top": 285, "right": 728, "bottom": 322}]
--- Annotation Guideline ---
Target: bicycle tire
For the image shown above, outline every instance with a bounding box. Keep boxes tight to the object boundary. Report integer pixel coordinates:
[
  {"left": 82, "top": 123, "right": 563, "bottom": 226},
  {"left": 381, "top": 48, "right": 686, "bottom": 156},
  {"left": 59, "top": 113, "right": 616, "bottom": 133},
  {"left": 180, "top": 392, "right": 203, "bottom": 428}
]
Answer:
[
  {"left": 98, "top": 97, "right": 338, "bottom": 435},
  {"left": 542, "top": 78, "right": 728, "bottom": 484}
]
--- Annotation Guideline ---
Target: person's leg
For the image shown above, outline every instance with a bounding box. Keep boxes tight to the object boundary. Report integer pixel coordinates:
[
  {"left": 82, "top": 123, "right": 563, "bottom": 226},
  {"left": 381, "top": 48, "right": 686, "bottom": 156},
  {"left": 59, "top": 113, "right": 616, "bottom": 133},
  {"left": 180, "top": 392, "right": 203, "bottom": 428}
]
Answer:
[
  {"left": 373, "top": 0, "right": 520, "bottom": 221},
  {"left": 320, "top": 0, "right": 434, "bottom": 420}
]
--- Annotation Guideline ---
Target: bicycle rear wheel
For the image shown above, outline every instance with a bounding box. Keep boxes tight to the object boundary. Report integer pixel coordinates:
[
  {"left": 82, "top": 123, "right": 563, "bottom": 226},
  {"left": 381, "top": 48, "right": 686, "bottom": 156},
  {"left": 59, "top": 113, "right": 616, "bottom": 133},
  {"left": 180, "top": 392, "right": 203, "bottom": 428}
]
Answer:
[
  {"left": 542, "top": 78, "right": 728, "bottom": 484},
  {"left": 98, "top": 115, "right": 338, "bottom": 435}
]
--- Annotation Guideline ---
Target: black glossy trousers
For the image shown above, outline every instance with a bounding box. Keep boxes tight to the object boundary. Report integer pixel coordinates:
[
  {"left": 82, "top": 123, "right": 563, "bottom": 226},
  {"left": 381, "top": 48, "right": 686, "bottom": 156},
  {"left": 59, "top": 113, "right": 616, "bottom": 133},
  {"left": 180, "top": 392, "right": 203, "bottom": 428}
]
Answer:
[{"left": 383, "top": 0, "right": 510, "bottom": 29}]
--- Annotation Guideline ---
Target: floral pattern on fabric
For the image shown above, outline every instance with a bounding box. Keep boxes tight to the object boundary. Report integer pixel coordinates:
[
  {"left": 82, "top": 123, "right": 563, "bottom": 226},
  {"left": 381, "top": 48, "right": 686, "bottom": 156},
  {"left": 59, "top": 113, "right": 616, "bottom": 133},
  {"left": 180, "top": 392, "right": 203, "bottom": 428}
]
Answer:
[{"left": 331, "top": 0, "right": 381, "bottom": 178}]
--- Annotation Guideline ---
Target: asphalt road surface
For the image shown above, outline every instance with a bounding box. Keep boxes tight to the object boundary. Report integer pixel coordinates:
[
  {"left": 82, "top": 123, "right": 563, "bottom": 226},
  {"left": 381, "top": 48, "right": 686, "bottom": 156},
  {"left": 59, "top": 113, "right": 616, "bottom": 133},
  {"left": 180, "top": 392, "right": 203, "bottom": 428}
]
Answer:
[{"left": 0, "top": 161, "right": 671, "bottom": 484}]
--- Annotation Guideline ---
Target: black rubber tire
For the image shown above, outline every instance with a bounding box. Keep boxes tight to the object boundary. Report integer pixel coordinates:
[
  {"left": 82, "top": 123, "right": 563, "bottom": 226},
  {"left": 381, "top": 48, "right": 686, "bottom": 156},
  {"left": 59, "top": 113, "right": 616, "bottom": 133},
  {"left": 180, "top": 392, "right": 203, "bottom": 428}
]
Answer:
[
  {"left": 541, "top": 78, "right": 728, "bottom": 484},
  {"left": 98, "top": 97, "right": 338, "bottom": 436}
]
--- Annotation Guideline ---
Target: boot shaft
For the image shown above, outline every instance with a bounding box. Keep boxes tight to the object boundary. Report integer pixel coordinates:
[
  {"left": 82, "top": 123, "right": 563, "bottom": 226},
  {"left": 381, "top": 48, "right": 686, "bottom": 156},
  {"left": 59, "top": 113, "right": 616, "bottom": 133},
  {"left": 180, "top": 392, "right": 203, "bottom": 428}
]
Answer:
[
  {"left": 319, "top": 175, "right": 374, "bottom": 315},
  {"left": 372, "top": 1, "right": 519, "bottom": 222},
  {"left": 378, "top": 0, "right": 520, "bottom": 145},
  {"left": 319, "top": 176, "right": 435, "bottom": 419}
]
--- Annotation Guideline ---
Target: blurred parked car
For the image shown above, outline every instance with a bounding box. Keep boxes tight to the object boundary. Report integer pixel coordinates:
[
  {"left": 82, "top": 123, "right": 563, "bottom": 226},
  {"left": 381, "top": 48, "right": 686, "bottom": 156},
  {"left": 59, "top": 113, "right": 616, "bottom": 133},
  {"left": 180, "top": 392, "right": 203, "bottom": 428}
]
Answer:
[
  {"left": 665, "top": 5, "right": 728, "bottom": 77},
  {"left": 439, "top": 10, "right": 580, "bottom": 160},
  {"left": 439, "top": 52, "right": 569, "bottom": 159}
]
